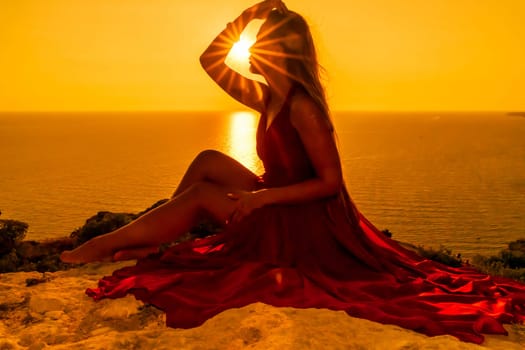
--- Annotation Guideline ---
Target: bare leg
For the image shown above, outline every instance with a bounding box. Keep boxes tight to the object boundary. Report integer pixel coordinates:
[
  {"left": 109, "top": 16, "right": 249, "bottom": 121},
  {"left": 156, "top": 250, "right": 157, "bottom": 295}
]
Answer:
[
  {"left": 60, "top": 150, "right": 261, "bottom": 263},
  {"left": 173, "top": 150, "right": 260, "bottom": 197},
  {"left": 61, "top": 181, "right": 244, "bottom": 263},
  {"left": 112, "top": 150, "right": 258, "bottom": 261},
  {"left": 109, "top": 150, "right": 261, "bottom": 261}
]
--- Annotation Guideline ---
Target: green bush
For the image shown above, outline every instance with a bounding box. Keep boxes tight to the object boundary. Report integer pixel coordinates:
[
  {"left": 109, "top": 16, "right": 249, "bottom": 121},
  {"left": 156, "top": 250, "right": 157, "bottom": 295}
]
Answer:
[
  {"left": 471, "top": 239, "right": 525, "bottom": 282},
  {"left": 415, "top": 245, "right": 463, "bottom": 267},
  {"left": 70, "top": 211, "right": 135, "bottom": 245},
  {"left": 69, "top": 199, "right": 170, "bottom": 246},
  {"left": 0, "top": 219, "right": 29, "bottom": 255},
  {"left": 135, "top": 199, "right": 169, "bottom": 217}
]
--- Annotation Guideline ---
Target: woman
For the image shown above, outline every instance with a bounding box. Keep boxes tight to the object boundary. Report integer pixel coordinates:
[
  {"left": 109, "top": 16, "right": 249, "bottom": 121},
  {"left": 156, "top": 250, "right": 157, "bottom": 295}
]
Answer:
[{"left": 61, "top": 0, "right": 525, "bottom": 344}]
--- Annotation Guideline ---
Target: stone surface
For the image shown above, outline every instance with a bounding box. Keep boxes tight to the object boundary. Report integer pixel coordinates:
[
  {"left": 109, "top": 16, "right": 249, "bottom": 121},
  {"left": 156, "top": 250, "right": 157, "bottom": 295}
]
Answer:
[{"left": 0, "top": 261, "right": 524, "bottom": 349}]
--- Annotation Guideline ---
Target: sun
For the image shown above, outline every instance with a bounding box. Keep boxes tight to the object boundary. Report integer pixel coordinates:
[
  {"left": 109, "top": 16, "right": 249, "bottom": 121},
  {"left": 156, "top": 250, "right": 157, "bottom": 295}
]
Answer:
[
  {"left": 228, "top": 35, "right": 255, "bottom": 64},
  {"left": 224, "top": 20, "right": 264, "bottom": 77}
]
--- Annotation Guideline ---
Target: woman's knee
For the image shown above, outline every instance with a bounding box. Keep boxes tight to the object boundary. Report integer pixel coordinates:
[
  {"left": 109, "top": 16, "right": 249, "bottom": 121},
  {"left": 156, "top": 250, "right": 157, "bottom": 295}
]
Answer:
[
  {"left": 188, "top": 150, "right": 226, "bottom": 177},
  {"left": 172, "top": 151, "right": 229, "bottom": 198},
  {"left": 194, "top": 149, "right": 226, "bottom": 165}
]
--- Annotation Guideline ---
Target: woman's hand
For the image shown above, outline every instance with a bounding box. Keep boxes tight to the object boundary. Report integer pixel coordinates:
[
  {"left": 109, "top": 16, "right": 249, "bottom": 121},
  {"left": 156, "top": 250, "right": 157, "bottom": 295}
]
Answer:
[
  {"left": 245, "top": 0, "right": 288, "bottom": 19},
  {"left": 227, "top": 190, "right": 269, "bottom": 224}
]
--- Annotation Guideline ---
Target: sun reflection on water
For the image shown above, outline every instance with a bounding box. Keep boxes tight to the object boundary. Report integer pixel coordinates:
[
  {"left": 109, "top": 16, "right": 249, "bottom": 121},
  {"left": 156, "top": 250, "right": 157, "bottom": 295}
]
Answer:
[{"left": 228, "top": 111, "right": 262, "bottom": 174}]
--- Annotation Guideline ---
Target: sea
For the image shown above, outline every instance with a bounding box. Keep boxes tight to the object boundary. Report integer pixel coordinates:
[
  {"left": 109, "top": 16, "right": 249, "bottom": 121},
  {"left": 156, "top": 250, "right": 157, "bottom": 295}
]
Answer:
[{"left": 0, "top": 111, "right": 524, "bottom": 258}]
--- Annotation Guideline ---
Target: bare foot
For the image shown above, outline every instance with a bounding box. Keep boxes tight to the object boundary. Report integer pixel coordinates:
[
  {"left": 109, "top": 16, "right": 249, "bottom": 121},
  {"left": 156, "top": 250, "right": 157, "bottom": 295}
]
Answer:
[
  {"left": 59, "top": 238, "right": 114, "bottom": 264},
  {"left": 112, "top": 246, "right": 160, "bottom": 261}
]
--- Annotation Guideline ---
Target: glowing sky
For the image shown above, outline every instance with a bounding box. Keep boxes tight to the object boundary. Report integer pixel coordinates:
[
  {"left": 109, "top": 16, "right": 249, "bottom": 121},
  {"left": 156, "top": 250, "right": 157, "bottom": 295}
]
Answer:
[{"left": 1, "top": 0, "right": 524, "bottom": 111}]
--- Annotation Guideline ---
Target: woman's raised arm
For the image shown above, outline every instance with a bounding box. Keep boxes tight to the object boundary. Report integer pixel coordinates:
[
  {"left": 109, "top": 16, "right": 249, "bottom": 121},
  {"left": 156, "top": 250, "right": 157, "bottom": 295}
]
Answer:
[{"left": 200, "top": 1, "right": 285, "bottom": 112}]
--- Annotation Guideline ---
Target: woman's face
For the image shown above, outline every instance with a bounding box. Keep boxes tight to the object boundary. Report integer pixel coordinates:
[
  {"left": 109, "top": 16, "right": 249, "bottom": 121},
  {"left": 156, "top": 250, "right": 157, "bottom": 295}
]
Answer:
[{"left": 249, "top": 21, "right": 286, "bottom": 75}]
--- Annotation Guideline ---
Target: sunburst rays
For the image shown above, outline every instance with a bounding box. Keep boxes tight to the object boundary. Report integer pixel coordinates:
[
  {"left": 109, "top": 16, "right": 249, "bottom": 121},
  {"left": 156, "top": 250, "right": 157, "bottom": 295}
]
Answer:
[
  {"left": 247, "top": 17, "right": 306, "bottom": 84},
  {"left": 201, "top": 16, "right": 305, "bottom": 94},
  {"left": 230, "top": 36, "right": 255, "bottom": 62}
]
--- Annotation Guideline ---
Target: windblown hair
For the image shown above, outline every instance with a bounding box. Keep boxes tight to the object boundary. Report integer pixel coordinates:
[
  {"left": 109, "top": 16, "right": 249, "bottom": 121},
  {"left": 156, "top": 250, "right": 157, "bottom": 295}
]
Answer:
[{"left": 265, "top": 10, "right": 332, "bottom": 129}]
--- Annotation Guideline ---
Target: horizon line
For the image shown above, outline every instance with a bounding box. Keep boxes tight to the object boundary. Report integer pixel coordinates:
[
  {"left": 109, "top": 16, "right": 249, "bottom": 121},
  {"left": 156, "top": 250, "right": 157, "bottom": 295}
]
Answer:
[{"left": 0, "top": 109, "right": 523, "bottom": 114}]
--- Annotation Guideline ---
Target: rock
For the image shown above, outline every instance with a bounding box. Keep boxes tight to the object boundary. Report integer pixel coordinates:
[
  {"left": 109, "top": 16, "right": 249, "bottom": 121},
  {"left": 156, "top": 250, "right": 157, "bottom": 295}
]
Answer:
[
  {"left": 0, "top": 339, "right": 18, "bottom": 350},
  {"left": 1, "top": 262, "right": 524, "bottom": 350},
  {"left": 27, "top": 342, "right": 46, "bottom": 350},
  {"left": 29, "top": 295, "right": 65, "bottom": 314},
  {"left": 0, "top": 249, "right": 19, "bottom": 273},
  {"left": 239, "top": 326, "right": 263, "bottom": 345},
  {"left": 381, "top": 229, "right": 393, "bottom": 238},
  {"left": 96, "top": 297, "right": 142, "bottom": 320},
  {"left": 44, "top": 310, "right": 64, "bottom": 320},
  {"left": 90, "top": 327, "right": 114, "bottom": 337}
]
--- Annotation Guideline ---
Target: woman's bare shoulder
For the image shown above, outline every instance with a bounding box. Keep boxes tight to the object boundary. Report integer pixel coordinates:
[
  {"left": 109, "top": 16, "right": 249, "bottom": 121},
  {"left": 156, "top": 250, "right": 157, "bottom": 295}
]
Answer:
[{"left": 289, "top": 89, "right": 330, "bottom": 132}]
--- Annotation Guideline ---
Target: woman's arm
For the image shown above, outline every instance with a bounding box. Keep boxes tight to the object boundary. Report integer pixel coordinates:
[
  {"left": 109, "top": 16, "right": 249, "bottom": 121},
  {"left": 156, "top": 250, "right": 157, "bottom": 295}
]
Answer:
[
  {"left": 265, "top": 95, "right": 342, "bottom": 202},
  {"left": 200, "top": 1, "right": 283, "bottom": 112},
  {"left": 228, "top": 95, "right": 343, "bottom": 223}
]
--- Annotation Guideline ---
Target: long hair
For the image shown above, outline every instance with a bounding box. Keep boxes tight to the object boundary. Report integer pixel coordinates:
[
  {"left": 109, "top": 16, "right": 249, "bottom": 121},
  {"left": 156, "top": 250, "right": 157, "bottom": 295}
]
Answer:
[{"left": 264, "top": 10, "right": 332, "bottom": 129}]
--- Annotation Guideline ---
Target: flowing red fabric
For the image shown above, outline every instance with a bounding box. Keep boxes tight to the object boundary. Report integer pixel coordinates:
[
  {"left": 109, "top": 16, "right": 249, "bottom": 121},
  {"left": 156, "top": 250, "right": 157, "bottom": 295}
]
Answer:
[{"left": 87, "top": 87, "right": 525, "bottom": 344}]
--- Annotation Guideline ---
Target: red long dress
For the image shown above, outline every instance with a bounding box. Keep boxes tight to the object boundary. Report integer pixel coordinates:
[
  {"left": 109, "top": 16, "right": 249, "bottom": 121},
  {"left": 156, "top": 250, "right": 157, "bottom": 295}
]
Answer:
[{"left": 87, "top": 87, "right": 525, "bottom": 344}]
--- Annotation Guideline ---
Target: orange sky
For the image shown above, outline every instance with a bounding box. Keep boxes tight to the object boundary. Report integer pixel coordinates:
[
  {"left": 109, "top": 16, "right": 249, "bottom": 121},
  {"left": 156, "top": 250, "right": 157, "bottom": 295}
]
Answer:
[{"left": 1, "top": 0, "right": 524, "bottom": 112}]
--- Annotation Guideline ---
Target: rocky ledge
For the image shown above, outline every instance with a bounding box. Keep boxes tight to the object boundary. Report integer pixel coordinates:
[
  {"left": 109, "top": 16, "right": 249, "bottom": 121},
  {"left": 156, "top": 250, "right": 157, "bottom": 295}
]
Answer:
[{"left": 1, "top": 261, "right": 524, "bottom": 350}]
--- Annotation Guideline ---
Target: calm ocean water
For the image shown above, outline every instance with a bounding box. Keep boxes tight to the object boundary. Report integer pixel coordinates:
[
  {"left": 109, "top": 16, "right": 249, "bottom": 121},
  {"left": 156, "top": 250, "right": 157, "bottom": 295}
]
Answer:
[{"left": 0, "top": 111, "right": 524, "bottom": 257}]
